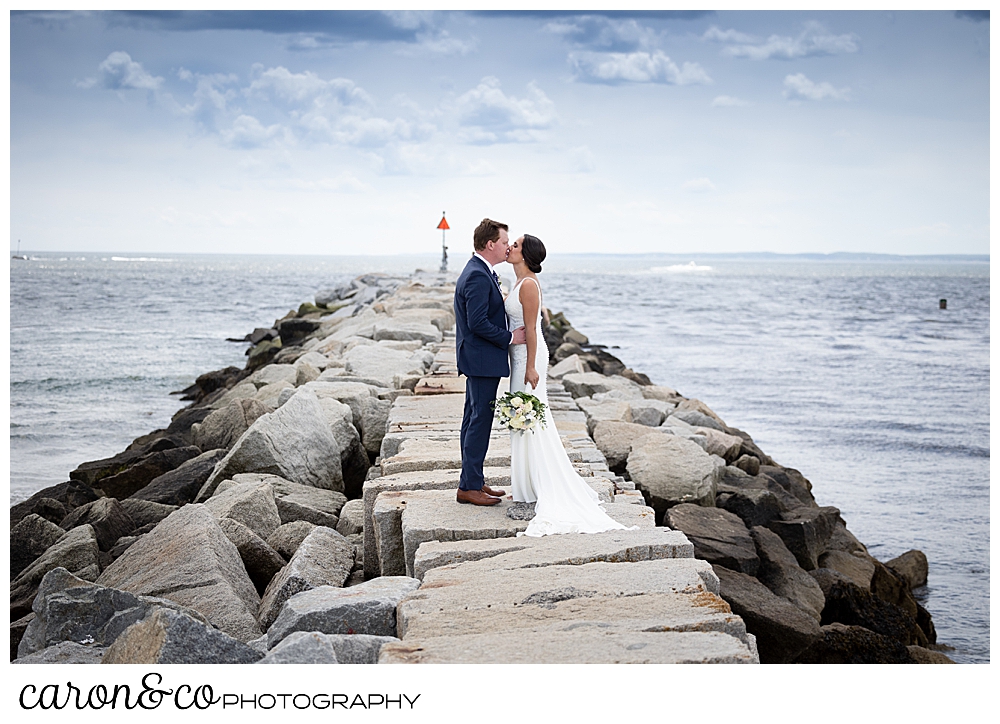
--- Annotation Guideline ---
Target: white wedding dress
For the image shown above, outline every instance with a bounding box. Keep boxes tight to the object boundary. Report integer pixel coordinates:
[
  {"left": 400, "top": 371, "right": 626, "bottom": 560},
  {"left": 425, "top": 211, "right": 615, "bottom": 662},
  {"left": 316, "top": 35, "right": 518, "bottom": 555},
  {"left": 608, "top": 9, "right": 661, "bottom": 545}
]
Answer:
[{"left": 505, "top": 276, "right": 629, "bottom": 537}]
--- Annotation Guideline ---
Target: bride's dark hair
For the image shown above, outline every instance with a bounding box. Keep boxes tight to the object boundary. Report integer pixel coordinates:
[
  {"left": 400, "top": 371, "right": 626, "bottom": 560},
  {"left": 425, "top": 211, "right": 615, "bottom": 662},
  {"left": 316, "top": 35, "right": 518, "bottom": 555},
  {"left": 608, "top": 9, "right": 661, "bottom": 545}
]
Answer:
[{"left": 521, "top": 234, "right": 546, "bottom": 273}]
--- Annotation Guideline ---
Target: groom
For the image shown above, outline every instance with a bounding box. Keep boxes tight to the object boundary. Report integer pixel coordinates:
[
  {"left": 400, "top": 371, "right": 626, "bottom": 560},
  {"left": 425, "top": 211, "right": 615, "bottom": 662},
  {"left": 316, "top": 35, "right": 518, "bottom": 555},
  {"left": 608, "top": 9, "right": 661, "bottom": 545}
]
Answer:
[{"left": 453, "top": 218, "right": 526, "bottom": 505}]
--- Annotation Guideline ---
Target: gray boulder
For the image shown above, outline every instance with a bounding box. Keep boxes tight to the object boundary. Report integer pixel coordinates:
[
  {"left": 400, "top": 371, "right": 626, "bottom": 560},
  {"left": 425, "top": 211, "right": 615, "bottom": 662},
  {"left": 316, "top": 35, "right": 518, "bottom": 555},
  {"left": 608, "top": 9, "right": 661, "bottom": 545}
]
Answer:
[
  {"left": 627, "top": 435, "right": 720, "bottom": 515},
  {"left": 343, "top": 345, "right": 427, "bottom": 388},
  {"left": 336, "top": 499, "right": 365, "bottom": 537},
  {"left": 102, "top": 607, "right": 263, "bottom": 664},
  {"left": 217, "top": 518, "right": 286, "bottom": 595},
  {"left": 591, "top": 421, "right": 660, "bottom": 469},
  {"left": 759, "top": 465, "right": 815, "bottom": 507},
  {"left": 561, "top": 372, "right": 643, "bottom": 399},
  {"left": 11, "top": 514, "right": 66, "bottom": 580},
  {"left": 118, "top": 499, "right": 177, "bottom": 530},
  {"left": 750, "top": 526, "right": 825, "bottom": 622},
  {"left": 18, "top": 567, "right": 209, "bottom": 658},
  {"left": 96, "top": 505, "right": 262, "bottom": 642},
  {"left": 361, "top": 397, "right": 392, "bottom": 455},
  {"left": 13, "top": 641, "right": 107, "bottom": 664},
  {"left": 256, "top": 631, "right": 339, "bottom": 664},
  {"left": 793, "top": 622, "right": 914, "bottom": 664},
  {"left": 713, "top": 564, "right": 822, "bottom": 664},
  {"left": 665, "top": 504, "right": 759, "bottom": 576},
  {"left": 628, "top": 399, "right": 671, "bottom": 427},
  {"left": 197, "top": 389, "right": 345, "bottom": 498},
  {"left": 267, "top": 577, "right": 421, "bottom": 647},
  {"left": 820, "top": 580, "right": 926, "bottom": 647},
  {"left": 11, "top": 525, "right": 101, "bottom": 619},
  {"left": 59, "top": 497, "right": 136, "bottom": 552},
  {"left": 671, "top": 408, "right": 724, "bottom": 431},
  {"left": 766, "top": 506, "right": 841, "bottom": 571},
  {"left": 193, "top": 398, "right": 271, "bottom": 452},
  {"left": 886, "top": 550, "right": 929, "bottom": 590},
  {"left": 717, "top": 488, "right": 782, "bottom": 528},
  {"left": 323, "top": 634, "right": 398, "bottom": 664},
  {"left": 258, "top": 527, "right": 356, "bottom": 630},
  {"left": 266, "top": 521, "right": 317, "bottom": 560},
  {"left": 129, "top": 449, "right": 228, "bottom": 506},
  {"left": 817, "top": 550, "right": 876, "bottom": 589},
  {"left": 203, "top": 479, "right": 281, "bottom": 541},
  {"left": 97, "top": 446, "right": 203, "bottom": 499}
]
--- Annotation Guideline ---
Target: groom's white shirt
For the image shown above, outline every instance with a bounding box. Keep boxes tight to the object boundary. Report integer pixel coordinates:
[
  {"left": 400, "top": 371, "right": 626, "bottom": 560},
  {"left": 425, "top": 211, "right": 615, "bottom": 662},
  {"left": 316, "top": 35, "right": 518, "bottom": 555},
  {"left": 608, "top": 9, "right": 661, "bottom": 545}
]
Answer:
[{"left": 470, "top": 251, "right": 510, "bottom": 334}]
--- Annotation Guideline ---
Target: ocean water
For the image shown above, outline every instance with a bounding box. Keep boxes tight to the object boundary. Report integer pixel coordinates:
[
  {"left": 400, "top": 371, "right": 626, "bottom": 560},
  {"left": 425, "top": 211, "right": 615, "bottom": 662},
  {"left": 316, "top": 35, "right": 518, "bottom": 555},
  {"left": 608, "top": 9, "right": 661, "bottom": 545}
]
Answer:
[{"left": 8, "top": 252, "right": 989, "bottom": 663}]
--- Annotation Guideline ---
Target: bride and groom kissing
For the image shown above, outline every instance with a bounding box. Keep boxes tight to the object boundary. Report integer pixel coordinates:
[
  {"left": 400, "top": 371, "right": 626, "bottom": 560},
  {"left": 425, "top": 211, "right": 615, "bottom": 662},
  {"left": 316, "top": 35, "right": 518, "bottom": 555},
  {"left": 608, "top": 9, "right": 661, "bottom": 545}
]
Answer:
[{"left": 453, "top": 218, "right": 628, "bottom": 538}]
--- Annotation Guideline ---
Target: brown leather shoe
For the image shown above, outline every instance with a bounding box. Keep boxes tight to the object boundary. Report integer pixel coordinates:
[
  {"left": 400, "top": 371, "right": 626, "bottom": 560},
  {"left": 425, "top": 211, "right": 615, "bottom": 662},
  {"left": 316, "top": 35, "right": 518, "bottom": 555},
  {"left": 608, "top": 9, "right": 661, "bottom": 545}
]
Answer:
[
  {"left": 456, "top": 488, "right": 502, "bottom": 506},
  {"left": 481, "top": 485, "right": 506, "bottom": 498}
]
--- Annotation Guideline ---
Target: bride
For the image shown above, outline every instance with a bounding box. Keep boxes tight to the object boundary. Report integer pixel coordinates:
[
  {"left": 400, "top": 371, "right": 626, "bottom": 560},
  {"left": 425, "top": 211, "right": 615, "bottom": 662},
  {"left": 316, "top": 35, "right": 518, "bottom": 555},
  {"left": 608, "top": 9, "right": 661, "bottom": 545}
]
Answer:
[{"left": 504, "top": 234, "right": 629, "bottom": 537}]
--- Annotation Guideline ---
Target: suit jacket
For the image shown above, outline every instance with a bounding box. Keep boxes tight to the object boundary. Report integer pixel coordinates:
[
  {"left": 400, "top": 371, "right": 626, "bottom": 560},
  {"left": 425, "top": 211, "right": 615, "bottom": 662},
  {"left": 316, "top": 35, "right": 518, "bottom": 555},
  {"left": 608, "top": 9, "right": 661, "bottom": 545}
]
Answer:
[{"left": 454, "top": 255, "right": 511, "bottom": 378}]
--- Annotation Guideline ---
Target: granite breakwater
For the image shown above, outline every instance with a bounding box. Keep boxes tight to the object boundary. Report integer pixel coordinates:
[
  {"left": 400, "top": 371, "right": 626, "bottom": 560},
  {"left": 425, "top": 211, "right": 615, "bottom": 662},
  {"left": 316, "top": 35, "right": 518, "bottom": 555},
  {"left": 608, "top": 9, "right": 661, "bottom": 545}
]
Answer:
[{"left": 10, "top": 270, "right": 951, "bottom": 664}]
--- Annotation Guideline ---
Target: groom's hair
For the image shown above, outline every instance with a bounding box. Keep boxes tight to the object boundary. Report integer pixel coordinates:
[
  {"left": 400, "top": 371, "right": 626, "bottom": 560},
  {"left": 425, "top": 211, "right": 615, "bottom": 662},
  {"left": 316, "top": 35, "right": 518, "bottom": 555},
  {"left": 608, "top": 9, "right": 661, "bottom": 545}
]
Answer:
[{"left": 473, "top": 218, "right": 508, "bottom": 251}]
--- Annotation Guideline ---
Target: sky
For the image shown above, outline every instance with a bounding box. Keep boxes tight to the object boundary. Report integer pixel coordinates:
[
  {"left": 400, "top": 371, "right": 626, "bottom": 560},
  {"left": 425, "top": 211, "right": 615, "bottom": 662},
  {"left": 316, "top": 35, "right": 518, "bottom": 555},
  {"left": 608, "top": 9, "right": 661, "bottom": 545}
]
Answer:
[{"left": 8, "top": 8, "right": 991, "bottom": 256}]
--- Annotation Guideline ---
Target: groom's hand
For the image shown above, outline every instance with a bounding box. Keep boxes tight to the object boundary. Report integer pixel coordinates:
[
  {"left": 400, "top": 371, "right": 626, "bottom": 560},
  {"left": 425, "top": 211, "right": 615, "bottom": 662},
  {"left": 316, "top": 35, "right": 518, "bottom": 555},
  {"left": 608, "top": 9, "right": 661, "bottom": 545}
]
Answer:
[{"left": 510, "top": 326, "right": 526, "bottom": 345}]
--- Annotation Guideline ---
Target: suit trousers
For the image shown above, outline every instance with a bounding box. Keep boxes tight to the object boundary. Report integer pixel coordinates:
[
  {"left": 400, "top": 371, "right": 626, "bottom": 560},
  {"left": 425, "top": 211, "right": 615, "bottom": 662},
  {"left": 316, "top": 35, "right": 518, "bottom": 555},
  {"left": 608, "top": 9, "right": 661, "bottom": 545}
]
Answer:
[{"left": 458, "top": 375, "right": 500, "bottom": 491}]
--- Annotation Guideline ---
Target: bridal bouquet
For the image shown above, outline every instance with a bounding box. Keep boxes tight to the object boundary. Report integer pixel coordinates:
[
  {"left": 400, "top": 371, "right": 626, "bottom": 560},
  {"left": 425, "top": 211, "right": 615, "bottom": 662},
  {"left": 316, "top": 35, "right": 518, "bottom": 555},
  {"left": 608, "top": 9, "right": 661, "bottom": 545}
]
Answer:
[{"left": 492, "top": 392, "right": 548, "bottom": 433}]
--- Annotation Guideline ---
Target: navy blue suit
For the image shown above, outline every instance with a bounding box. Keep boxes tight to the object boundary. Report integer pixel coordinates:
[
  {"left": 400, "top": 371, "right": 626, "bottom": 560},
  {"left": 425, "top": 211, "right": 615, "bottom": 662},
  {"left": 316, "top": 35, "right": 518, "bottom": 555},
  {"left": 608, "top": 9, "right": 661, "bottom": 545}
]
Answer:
[{"left": 454, "top": 255, "right": 512, "bottom": 491}]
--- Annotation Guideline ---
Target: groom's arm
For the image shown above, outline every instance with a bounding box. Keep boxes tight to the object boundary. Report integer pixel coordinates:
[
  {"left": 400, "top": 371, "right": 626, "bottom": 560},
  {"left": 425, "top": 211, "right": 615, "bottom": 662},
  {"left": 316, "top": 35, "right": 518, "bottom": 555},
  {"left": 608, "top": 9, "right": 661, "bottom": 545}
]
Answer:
[{"left": 463, "top": 272, "right": 513, "bottom": 350}]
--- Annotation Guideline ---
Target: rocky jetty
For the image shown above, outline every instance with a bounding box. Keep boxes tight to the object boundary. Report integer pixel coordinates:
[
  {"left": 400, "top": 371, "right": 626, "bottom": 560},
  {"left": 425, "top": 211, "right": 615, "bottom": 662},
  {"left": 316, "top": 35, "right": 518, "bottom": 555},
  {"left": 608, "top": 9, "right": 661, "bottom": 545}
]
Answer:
[{"left": 10, "top": 270, "right": 948, "bottom": 664}]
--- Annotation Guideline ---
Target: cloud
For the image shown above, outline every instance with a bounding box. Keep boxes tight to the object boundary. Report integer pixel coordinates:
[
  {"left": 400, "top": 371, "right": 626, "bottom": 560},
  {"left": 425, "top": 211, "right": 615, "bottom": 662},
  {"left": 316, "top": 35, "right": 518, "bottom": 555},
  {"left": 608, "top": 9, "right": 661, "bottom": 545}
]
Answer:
[
  {"left": 702, "top": 26, "right": 757, "bottom": 44},
  {"left": 220, "top": 115, "right": 290, "bottom": 148},
  {"left": 545, "top": 15, "right": 659, "bottom": 52},
  {"left": 955, "top": 10, "right": 989, "bottom": 23},
  {"left": 246, "top": 65, "right": 371, "bottom": 109},
  {"left": 92, "top": 51, "right": 163, "bottom": 91},
  {"left": 722, "top": 21, "right": 859, "bottom": 60},
  {"left": 453, "top": 77, "right": 556, "bottom": 143},
  {"left": 890, "top": 222, "right": 953, "bottom": 237},
  {"left": 682, "top": 177, "right": 715, "bottom": 192},
  {"left": 400, "top": 30, "right": 476, "bottom": 56},
  {"left": 711, "top": 95, "right": 749, "bottom": 107},
  {"left": 569, "top": 146, "right": 597, "bottom": 173},
  {"left": 783, "top": 73, "right": 850, "bottom": 101},
  {"left": 570, "top": 51, "right": 711, "bottom": 85}
]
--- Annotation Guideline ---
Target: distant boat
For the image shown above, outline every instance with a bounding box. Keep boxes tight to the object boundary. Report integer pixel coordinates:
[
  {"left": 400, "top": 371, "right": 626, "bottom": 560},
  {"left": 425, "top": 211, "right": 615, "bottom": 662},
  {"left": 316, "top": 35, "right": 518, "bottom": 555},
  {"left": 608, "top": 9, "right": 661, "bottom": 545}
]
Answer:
[{"left": 12, "top": 239, "right": 27, "bottom": 260}]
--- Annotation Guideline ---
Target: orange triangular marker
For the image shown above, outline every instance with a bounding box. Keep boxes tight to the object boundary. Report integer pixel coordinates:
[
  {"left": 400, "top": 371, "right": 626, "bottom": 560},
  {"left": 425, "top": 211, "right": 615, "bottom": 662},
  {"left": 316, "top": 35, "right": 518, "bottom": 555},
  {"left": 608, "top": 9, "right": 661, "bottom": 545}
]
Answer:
[{"left": 437, "top": 216, "right": 450, "bottom": 230}]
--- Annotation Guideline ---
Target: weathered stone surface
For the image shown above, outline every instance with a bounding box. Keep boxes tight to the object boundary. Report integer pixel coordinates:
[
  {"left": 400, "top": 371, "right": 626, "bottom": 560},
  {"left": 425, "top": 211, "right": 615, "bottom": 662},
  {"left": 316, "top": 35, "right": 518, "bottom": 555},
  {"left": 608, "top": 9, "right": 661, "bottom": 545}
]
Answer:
[
  {"left": 321, "top": 634, "right": 398, "bottom": 664},
  {"left": 750, "top": 526, "right": 825, "bottom": 622},
  {"left": 256, "top": 631, "right": 340, "bottom": 664},
  {"left": 907, "top": 645, "right": 956, "bottom": 664},
  {"left": 18, "top": 567, "right": 208, "bottom": 658},
  {"left": 671, "top": 408, "right": 725, "bottom": 432},
  {"left": 117, "top": 499, "right": 177, "bottom": 531},
  {"left": 11, "top": 514, "right": 66, "bottom": 580},
  {"left": 886, "top": 549, "right": 929, "bottom": 590},
  {"left": 266, "top": 521, "right": 317, "bottom": 560},
  {"left": 254, "top": 380, "right": 294, "bottom": 409},
  {"left": 576, "top": 397, "right": 633, "bottom": 432},
  {"left": 210, "top": 381, "right": 257, "bottom": 409},
  {"left": 548, "top": 354, "right": 586, "bottom": 378},
  {"left": 98, "top": 446, "right": 203, "bottom": 499},
  {"left": 102, "top": 607, "right": 263, "bottom": 664},
  {"left": 734, "top": 454, "right": 761, "bottom": 476},
  {"left": 793, "top": 622, "right": 914, "bottom": 664},
  {"left": 759, "top": 465, "right": 815, "bottom": 506},
  {"left": 295, "top": 362, "right": 321, "bottom": 386},
  {"left": 258, "top": 527, "right": 355, "bottom": 630},
  {"left": 198, "top": 389, "right": 345, "bottom": 499},
  {"left": 717, "top": 488, "right": 782, "bottom": 528},
  {"left": 96, "top": 505, "right": 262, "bottom": 641},
  {"left": 592, "top": 420, "right": 661, "bottom": 469},
  {"left": 204, "top": 480, "right": 281, "bottom": 540},
  {"left": 11, "top": 526, "right": 101, "bottom": 619},
  {"left": 193, "top": 398, "right": 271, "bottom": 452},
  {"left": 696, "top": 428, "right": 745, "bottom": 463},
  {"left": 69, "top": 437, "right": 179, "bottom": 487},
  {"left": 766, "top": 506, "right": 841, "bottom": 571},
  {"left": 627, "top": 435, "right": 720, "bottom": 515},
  {"left": 825, "top": 522, "right": 869, "bottom": 555},
  {"left": 412, "top": 527, "right": 693, "bottom": 581},
  {"left": 560, "top": 372, "right": 643, "bottom": 399},
  {"left": 821, "top": 580, "right": 926, "bottom": 646},
  {"left": 381, "top": 435, "right": 511, "bottom": 475},
  {"left": 267, "top": 577, "right": 422, "bottom": 647},
  {"left": 712, "top": 564, "right": 821, "bottom": 664},
  {"left": 217, "top": 518, "right": 286, "bottom": 594},
  {"left": 380, "top": 629, "right": 755, "bottom": 664},
  {"left": 227, "top": 473, "right": 347, "bottom": 521},
  {"left": 343, "top": 345, "right": 427, "bottom": 388},
  {"left": 249, "top": 364, "right": 298, "bottom": 388},
  {"left": 716, "top": 465, "right": 802, "bottom": 512},
  {"left": 627, "top": 399, "right": 672, "bottom": 427},
  {"left": 14, "top": 641, "right": 107, "bottom": 664},
  {"left": 361, "top": 397, "right": 392, "bottom": 455},
  {"left": 817, "top": 550, "right": 876, "bottom": 589},
  {"left": 58, "top": 497, "right": 136, "bottom": 552},
  {"left": 336, "top": 499, "right": 365, "bottom": 536},
  {"left": 665, "top": 504, "right": 758, "bottom": 576},
  {"left": 373, "top": 320, "right": 442, "bottom": 344},
  {"left": 11, "top": 480, "right": 102, "bottom": 527},
  {"left": 869, "top": 560, "right": 919, "bottom": 619},
  {"left": 129, "top": 449, "right": 227, "bottom": 506}
]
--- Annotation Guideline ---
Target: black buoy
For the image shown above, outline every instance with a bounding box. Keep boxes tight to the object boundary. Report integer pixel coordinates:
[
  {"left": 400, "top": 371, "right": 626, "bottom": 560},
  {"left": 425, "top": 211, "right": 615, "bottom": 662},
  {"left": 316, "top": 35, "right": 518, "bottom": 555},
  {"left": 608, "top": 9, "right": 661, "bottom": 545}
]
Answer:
[{"left": 940, "top": 299, "right": 947, "bottom": 310}]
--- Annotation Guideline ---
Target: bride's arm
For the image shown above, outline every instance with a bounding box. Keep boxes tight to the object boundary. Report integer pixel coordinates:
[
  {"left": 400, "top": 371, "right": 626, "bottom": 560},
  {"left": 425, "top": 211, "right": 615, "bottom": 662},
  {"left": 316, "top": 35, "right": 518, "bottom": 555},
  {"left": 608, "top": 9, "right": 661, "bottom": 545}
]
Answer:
[{"left": 519, "top": 278, "right": 541, "bottom": 390}]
